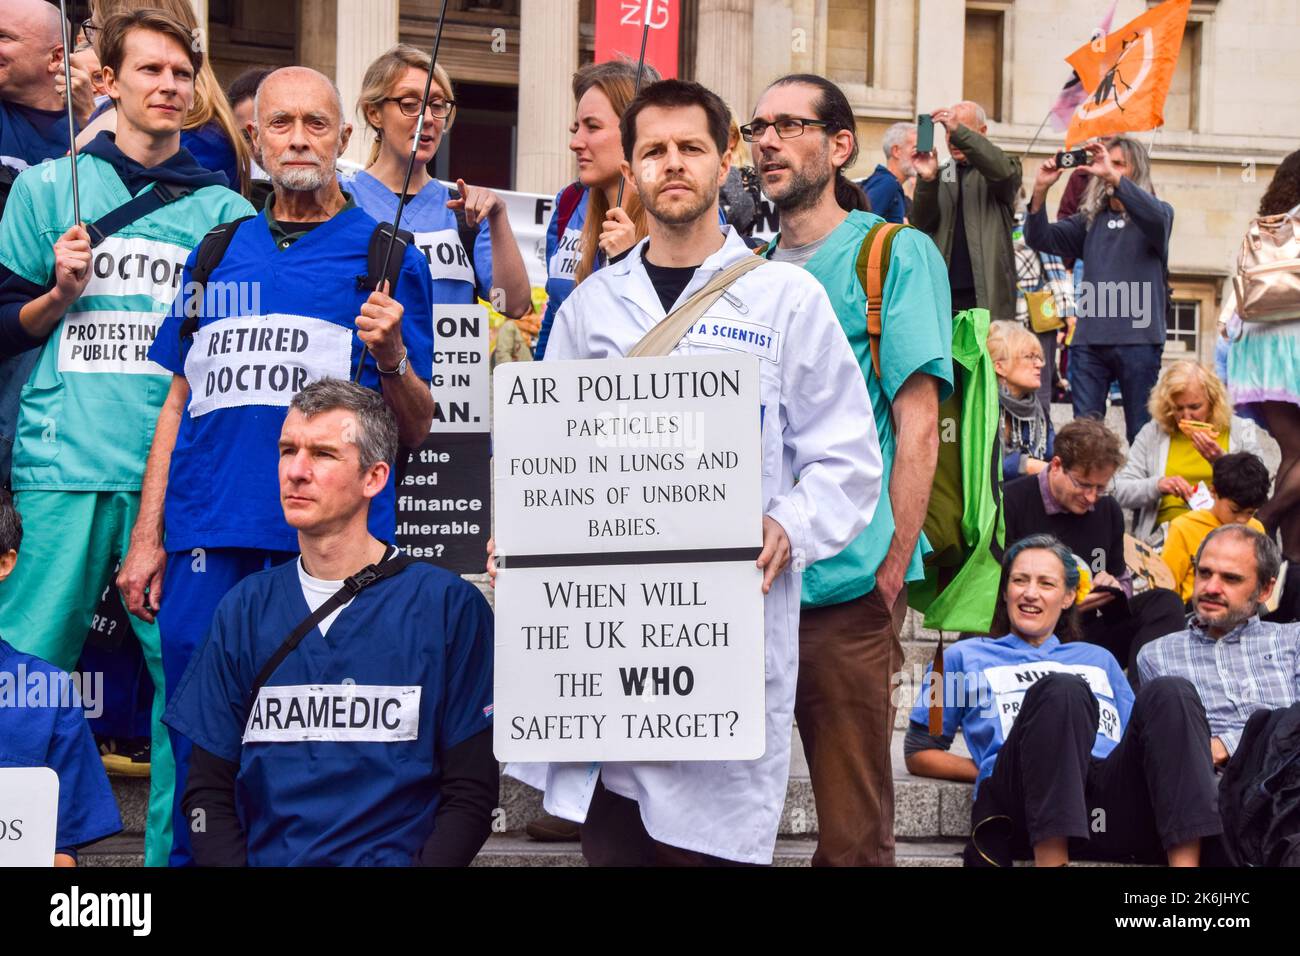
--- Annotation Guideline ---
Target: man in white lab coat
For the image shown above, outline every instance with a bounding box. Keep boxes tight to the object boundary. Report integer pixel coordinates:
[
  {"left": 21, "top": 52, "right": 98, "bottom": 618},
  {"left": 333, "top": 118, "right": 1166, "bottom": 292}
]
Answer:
[{"left": 504, "top": 78, "right": 883, "bottom": 865}]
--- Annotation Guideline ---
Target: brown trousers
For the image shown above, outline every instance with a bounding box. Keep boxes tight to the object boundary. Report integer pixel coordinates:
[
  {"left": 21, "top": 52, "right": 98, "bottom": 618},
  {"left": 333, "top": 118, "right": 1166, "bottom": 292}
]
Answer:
[
  {"left": 795, "top": 586, "right": 908, "bottom": 866},
  {"left": 580, "top": 780, "right": 760, "bottom": 867}
]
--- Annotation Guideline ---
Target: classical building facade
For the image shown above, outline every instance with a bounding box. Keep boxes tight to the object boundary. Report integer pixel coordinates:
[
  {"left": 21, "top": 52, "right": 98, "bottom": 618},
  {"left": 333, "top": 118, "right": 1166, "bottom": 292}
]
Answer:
[{"left": 192, "top": 0, "right": 1298, "bottom": 365}]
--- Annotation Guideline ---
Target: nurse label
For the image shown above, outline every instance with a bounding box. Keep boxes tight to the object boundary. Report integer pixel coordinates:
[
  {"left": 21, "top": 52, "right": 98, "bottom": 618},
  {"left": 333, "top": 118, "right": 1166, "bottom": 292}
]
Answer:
[
  {"left": 243, "top": 683, "right": 421, "bottom": 743},
  {"left": 984, "top": 662, "right": 1120, "bottom": 743},
  {"left": 185, "top": 313, "right": 352, "bottom": 417}
]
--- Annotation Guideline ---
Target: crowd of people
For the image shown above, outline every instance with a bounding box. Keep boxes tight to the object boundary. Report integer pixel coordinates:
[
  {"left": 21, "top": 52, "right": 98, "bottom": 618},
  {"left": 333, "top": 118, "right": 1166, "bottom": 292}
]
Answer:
[{"left": 0, "top": 0, "right": 1297, "bottom": 869}]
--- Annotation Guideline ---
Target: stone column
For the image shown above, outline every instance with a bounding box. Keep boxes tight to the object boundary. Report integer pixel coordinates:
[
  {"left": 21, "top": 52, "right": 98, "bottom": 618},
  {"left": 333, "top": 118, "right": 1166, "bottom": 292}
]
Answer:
[
  {"left": 914, "top": 0, "right": 965, "bottom": 133},
  {"left": 334, "top": 0, "right": 400, "bottom": 163},
  {"left": 696, "top": 0, "right": 754, "bottom": 125},
  {"left": 516, "top": 0, "right": 579, "bottom": 193}
]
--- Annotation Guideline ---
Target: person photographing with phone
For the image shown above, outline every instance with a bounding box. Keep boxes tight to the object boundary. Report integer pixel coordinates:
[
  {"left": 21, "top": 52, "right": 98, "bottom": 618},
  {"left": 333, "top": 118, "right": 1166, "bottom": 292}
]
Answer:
[
  {"left": 1025, "top": 136, "right": 1173, "bottom": 443},
  {"left": 911, "top": 101, "right": 1021, "bottom": 320}
]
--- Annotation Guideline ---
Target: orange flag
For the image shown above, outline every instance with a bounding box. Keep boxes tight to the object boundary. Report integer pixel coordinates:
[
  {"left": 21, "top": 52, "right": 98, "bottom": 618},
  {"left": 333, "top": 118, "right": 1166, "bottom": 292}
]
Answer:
[{"left": 1064, "top": 0, "right": 1190, "bottom": 147}]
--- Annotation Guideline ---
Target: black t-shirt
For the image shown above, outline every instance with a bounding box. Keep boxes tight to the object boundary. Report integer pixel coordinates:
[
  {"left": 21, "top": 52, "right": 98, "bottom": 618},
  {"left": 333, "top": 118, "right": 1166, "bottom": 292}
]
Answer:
[
  {"left": 641, "top": 246, "right": 701, "bottom": 313},
  {"left": 949, "top": 165, "right": 976, "bottom": 309},
  {"left": 1002, "top": 474, "right": 1126, "bottom": 586}
]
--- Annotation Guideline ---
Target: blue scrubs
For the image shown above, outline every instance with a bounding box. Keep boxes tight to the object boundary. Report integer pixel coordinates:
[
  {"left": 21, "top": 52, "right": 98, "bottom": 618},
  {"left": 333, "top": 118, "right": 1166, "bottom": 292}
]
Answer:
[
  {"left": 164, "top": 558, "right": 493, "bottom": 866},
  {"left": 148, "top": 205, "right": 436, "bottom": 864},
  {"left": 344, "top": 170, "right": 494, "bottom": 304},
  {"left": 0, "top": 100, "right": 70, "bottom": 177},
  {"left": 535, "top": 185, "right": 588, "bottom": 360},
  {"left": 909, "top": 633, "right": 1135, "bottom": 793},
  {"left": 0, "top": 638, "right": 122, "bottom": 855}
]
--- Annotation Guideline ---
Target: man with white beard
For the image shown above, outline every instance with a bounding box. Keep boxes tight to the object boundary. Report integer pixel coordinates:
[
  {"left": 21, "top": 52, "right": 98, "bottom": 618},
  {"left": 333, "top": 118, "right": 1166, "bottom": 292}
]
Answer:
[{"left": 120, "top": 66, "right": 435, "bottom": 865}]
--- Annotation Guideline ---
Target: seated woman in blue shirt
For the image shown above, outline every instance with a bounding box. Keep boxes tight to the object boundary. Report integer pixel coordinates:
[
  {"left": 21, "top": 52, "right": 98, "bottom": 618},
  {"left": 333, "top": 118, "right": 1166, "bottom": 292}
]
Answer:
[{"left": 906, "top": 533, "right": 1222, "bottom": 866}]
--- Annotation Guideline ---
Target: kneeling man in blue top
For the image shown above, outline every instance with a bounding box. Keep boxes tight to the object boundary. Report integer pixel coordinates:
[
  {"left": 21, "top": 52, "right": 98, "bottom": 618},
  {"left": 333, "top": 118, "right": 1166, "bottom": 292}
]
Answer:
[
  {"left": 119, "top": 66, "right": 436, "bottom": 865},
  {"left": 907, "top": 534, "right": 1222, "bottom": 866},
  {"left": 0, "top": 491, "right": 123, "bottom": 865},
  {"left": 0, "top": 8, "right": 255, "bottom": 867},
  {"left": 508, "top": 78, "right": 883, "bottom": 866},
  {"left": 749, "top": 75, "right": 952, "bottom": 867},
  {"left": 166, "top": 380, "right": 495, "bottom": 866}
]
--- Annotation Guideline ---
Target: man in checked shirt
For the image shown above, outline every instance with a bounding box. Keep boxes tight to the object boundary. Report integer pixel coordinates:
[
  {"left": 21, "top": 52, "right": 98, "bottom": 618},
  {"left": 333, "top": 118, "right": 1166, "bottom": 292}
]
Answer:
[{"left": 1138, "top": 524, "right": 1299, "bottom": 768}]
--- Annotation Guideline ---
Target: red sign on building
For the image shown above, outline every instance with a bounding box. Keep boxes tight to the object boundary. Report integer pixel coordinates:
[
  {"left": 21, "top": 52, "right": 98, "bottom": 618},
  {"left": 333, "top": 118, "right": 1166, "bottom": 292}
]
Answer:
[{"left": 594, "top": 0, "right": 680, "bottom": 79}]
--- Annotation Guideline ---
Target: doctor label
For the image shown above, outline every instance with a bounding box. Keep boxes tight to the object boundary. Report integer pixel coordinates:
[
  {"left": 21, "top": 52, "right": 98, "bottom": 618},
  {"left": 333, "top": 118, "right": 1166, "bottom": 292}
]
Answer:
[
  {"left": 984, "top": 662, "right": 1120, "bottom": 743},
  {"left": 243, "top": 684, "right": 422, "bottom": 743},
  {"left": 414, "top": 228, "right": 476, "bottom": 286},
  {"left": 185, "top": 313, "right": 352, "bottom": 417},
  {"left": 82, "top": 235, "right": 188, "bottom": 302}
]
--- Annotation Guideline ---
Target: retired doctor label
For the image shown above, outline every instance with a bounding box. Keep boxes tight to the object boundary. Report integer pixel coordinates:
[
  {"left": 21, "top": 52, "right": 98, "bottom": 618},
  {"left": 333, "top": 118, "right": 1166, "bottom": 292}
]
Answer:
[
  {"left": 184, "top": 313, "right": 352, "bottom": 417},
  {"left": 492, "top": 354, "right": 765, "bottom": 762}
]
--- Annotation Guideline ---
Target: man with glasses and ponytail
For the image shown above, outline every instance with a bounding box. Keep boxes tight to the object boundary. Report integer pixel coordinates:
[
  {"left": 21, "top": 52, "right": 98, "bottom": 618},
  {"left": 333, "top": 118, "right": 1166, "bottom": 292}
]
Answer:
[
  {"left": 745, "top": 75, "right": 953, "bottom": 867},
  {"left": 1003, "top": 418, "right": 1187, "bottom": 682}
]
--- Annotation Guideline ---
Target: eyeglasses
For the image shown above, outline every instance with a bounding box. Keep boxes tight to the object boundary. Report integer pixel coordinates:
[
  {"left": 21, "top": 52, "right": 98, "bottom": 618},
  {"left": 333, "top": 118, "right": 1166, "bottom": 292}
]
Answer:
[
  {"left": 1062, "top": 470, "right": 1109, "bottom": 496},
  {"left": 80, "top": 18, "right": 98, "bottom": 44},
  {"left": 1017, "top": 351, "right": 1045, "bottom": 365},
  {"left": 739, "top": 118, "right": 831, "bottom": 142},
  {"left": 383, "top": 96, "right": 456, "bottom": 120}
]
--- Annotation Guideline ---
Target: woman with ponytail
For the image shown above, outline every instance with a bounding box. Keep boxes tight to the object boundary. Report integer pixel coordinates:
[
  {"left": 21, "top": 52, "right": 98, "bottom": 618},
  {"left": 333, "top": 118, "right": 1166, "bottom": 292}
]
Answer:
[
  {"left": 534, "top": 60, "right": 661, "bottom": 359},
  {"left": 81, "top": 0, "right": 251, "bottom": 193}
]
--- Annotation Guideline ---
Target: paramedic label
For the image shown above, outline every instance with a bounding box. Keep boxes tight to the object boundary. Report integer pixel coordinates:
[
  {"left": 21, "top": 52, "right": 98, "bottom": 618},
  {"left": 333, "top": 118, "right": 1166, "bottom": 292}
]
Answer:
[
  {"left": 83, "top": 235, "right": 188, "bottom": 302},
  {"left": 984, "top": 662, "right": 1121, "bottom": 743},
  {"left": 185, "top": 313, "right": 352, "bottom": 417},
  {"left": 492, "top": 354, "right": 765, "bottom": 761},
  {"left": 414, "top": 228, "right": 476, "bottom": 287},
  {"left": 58, "top": 310, "right": 168, "bottom": 375},
  {"left": 242, "top": 684, "right": 422, "bottom": 743}
]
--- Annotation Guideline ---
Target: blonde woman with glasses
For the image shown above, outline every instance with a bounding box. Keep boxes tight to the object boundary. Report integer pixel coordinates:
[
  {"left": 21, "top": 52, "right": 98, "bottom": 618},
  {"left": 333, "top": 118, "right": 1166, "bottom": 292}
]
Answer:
[{"left": 344, "top": 45, "right": 530, "bottom": 322}]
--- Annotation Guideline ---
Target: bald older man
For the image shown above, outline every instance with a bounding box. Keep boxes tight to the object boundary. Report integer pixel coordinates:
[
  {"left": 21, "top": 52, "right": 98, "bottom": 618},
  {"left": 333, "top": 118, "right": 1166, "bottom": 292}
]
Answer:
[
  {"left": 911, "top": 101, "right": 1020, "bottom": 322},
  {"left": 0, "top": 0, "right": 94, "bottom": 180},
  {"left": 120, "top": 66, "right": 436, "bottom": 865}
]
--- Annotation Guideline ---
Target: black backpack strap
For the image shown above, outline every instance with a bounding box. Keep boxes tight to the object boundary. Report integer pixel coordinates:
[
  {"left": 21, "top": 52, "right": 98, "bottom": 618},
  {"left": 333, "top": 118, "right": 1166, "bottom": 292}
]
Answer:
[
  {"left": 360, "top": 222, "right": 415, "bottom": 293},
  {"left": 179, "top": 215, "right": 255, "bottom": 339},
  {"left": 85, "top": 181, "right": 196, "bottom": 248},
  {"left": 446, "top": 188, "right": 481, "bottom": 286},
  {"left": 246, "top": 549, "right": 417, "bottom": 710}
]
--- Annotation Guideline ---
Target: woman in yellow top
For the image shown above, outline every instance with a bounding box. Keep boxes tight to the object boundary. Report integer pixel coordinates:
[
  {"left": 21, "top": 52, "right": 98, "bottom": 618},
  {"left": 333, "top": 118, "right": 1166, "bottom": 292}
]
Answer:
[
  {"left": 1112, "top": 362, "right": 1263, "bottom": 544},
  {"left": 1161, "top": 452, "right": 1271, "bottom": 603}
]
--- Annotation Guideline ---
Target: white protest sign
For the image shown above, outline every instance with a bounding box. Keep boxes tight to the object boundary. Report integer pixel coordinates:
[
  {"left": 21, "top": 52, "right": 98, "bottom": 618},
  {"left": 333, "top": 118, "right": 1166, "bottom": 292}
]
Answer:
[
  {"left": 0, "top": 767, "right": 59, "bottom": 867},
  {"left": 429, "top": 305, "right": 490, "bottom": 433},
  {"left": 492, "top": 354, "right": 766, "bottom": 762},
  {"left": 494, "top": 355, "right": 762, "bottom": 556}
]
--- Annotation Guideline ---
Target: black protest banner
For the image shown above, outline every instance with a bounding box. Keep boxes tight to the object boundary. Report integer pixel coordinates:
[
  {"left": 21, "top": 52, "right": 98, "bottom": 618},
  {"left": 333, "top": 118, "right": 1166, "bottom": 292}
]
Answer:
[
  {"left": 395, "top": 432, "right": 491, "bottom": 569},
  {"left": 395, "top": 305, "right": 491, "bottom": 573}
]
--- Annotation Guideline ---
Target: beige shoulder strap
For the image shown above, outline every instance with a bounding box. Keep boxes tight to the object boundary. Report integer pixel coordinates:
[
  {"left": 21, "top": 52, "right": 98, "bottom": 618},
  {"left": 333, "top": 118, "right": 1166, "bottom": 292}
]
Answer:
[{"left": 628, "top": 255, "right": 767, "bottom": 358}]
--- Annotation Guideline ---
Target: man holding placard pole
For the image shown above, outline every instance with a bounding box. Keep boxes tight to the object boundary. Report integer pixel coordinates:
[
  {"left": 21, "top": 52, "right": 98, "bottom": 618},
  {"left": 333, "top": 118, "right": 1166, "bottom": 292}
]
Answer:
[{"left": 496, "top": 79, "right": 882, "bottom": 866}]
